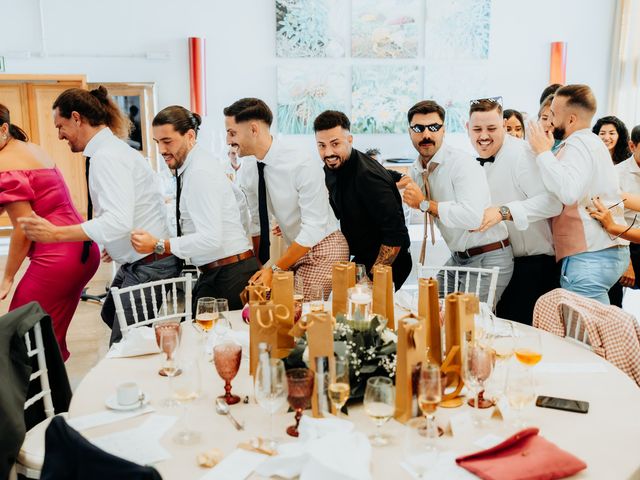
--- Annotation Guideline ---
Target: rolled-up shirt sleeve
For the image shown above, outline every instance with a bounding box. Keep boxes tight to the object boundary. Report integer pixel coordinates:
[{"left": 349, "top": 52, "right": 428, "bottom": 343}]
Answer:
[
  {"left": 437, "top": 163, "right": 485, "bottom": 230},
  {"left": 81, "top": 154, "right": 135, "bottom": 244},
  {"left": 293, "top": 163, "right": 331, "bottom": 248},
  {"left": 169, "top": 169, "right": 223, "bottom": 260}
]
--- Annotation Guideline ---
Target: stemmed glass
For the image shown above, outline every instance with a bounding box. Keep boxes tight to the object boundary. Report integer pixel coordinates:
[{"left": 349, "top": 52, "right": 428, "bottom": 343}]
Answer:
[
  {"left": 364, "top": 376, "right": 395, "bottom": 447},
  {"left": 214, "top": 298, "right": 231, "bottom": 336},
  {"left": 356, "top": 264, "right": 370, "bottom": 285},
  {"left": 309, "top": 285, "right": 325, "bottom": 313},
  {"left": 506, "top": 364, "right": 536, "bottom": 427},
  {"left": 418, "top": 363, "right": 442, "bottom": 439},
  {"left": 194, "top": 297, "right": 217, "bottom": 335},
  {"left": 515, "top": 331, "right": 543, "bottom": 367},
  {"left": 159, "top": 328, "right": 181, "bottom": 407},
  {"left": 213, "top": 342, "right": 242, "bottom": 405},
  {"left": 485, "top": 320, "right": 515, "bottom": 402},
  {"left": 293, "top": 276, "right": 304, "bottom": 323},
  {"left": 285, "top": 368, "right": 314, "bottom": 437},
  {"left": 328, "top": 358, "right": 350, "bottom": 416},
  {"left": 172, "top": 351, "right": 201, "bottom": 445},
  {"left": 255, "top": 358, "right": 288, "bottom": 450},
  {"left": 154, "top": 320, "right": 181, "bottom": 376},
  {"left": 404, "top": 417, "right": 439, "bottom": 479},
  {"left": 462, "top": 341, "right": 495, "bottom": 423}
]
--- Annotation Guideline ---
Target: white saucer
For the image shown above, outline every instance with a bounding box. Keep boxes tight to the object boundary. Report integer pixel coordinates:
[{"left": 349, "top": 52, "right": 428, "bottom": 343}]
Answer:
[{"left": 105, "top": 392, "right": 150, "bottom": 411}]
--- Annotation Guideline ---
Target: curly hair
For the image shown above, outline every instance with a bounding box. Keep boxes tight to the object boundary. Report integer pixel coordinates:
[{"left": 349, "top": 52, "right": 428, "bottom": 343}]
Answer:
[{"left": 592, "top": 115, "right": 631, "bottom": 165}]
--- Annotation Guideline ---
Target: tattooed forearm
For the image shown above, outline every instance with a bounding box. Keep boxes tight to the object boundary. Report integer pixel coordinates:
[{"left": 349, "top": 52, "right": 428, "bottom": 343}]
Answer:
[{"left": 373, "top": 244, "right": 400, "bottom": 268}]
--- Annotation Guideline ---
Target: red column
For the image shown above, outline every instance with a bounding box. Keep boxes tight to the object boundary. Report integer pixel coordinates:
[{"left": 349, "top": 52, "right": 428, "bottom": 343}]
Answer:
[
  {"left": 549, "top": 41, "right": 567, "bottom": 85},
  {"left": 189, "top": 37, "right": 206, "bottom": 115}
]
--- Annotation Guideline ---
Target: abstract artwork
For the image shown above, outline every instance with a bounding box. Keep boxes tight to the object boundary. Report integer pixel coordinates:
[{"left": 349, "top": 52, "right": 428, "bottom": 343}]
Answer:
[
  {"left": 277, "top": 66, "right": 349, "bottom": 134},
  {"left": 425, "top": 0, "right": 491, "bottom": 60},
  {"left": 276, "top": 0, "right": 347, "bottom": 57},
  {"left": 351, "top": 0, "right": 422, "bottom": 58},
  {"left": 352, "top": 66, "right": 422, "bottom": 134},
  {"left": 424, "top": 62, "right": 489, "bottom": 133}
]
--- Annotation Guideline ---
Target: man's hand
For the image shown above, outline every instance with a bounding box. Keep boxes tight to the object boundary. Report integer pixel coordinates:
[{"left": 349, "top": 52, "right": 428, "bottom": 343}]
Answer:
[
  {"left": 528, "top": 121, "right": 555, "bottom": 155},
  {"left": 396, "top": 175, "right": 413, "bottom": 189},
  {"left": 17, "top": 212, "right": 59, "bottom": 243},
  {"left": 472, "top": 207, "right": 503, "bottom": 232},
  {"left": 272, "top": 225, "right": 282, "bottom": 237},
  {"left": 620, "top": 261, "right": 636, "bottom": 287},
  {"left": 250, "top": 267, "right": 273, "bottom": 289},
  {"left": 0, "top": 277, "right": 13, "bottom": 300},
  {"left": 130, "top": 229, "right": 157, "bottom": 254},
  {"left": 402, "top": 180, "right": 425, "bottom": 209},
  {"left": 101, "top": 249, "right": 113, "bottom": 263},
  {"left": 587, "top": 197, "right": 615, "bottom": 232}
]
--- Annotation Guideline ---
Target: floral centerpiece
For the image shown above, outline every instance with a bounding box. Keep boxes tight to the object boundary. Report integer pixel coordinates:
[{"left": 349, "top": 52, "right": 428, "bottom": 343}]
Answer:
[{"left": 284, "top": 313, "right": 397, "bottom": 402}]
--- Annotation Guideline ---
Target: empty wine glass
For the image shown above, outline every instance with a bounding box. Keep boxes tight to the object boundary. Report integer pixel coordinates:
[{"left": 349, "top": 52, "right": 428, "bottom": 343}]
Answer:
[
  {"left": 462, "top": 341, "right": 495, "bottom": 425},
  {"left": 214, "top": 298, "right": 231, "bottom": 336},
  {"left": 506, "top": 364, "right": 536, "bottom": 428},
  {"left": 213, "top": 342, "right": 242, "bottom": 405},
  {"left": 255, "top": 358, "right": 288, "bottom": 450},
  {"left": 194, "top": 297, "right": 217, "bottom": 335},
  {"left": 285, "top": 368, "right": 314, "bottom": 437},
  {"left": 404, "top": 417, "right": 439, "bottom": 479},
  {"left": 418, "top": 363, "right": 442, "bottom": 439},
  {"left": 364, "top": 376, "right": 395, "bottom": 447},
  {"left": 159, "top": 327, "right": 181, "bottom": 407},
  {"left": 154, "top": 320, "right": 181, "bottom": 376},
  {"left": 172, "top": 351, "right": 201, "bottom": 445},
  {"left": 328, "top": 358, "right": 350, "bottom": 416}
]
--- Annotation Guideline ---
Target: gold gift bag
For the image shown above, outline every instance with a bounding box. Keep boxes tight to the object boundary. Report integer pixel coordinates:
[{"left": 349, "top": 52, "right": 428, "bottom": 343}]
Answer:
[
  {"left": 240, "top": 284, "right": 271, "bottom": 305},
  {"left": 271, "top": 271, "right": 295, "bottom": 345},
  {"left": 332, "top": 262, "right": 356, "bottom": 316},
  {"left": 372, "top": 265, "right": 395, "bottom": 329},
  {"left": 394, "top": 314, "right": 427, "bottom": 423},
  {"left": 249, "top": 302, "right": 291, "bottom": 377},
  {"left": 417, "top": 277, "right": 442, "bottom": 365}
]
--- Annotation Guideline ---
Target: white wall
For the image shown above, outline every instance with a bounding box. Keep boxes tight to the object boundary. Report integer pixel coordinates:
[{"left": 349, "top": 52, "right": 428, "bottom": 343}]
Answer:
[{"left": 1, "top": 0, "right": 616, "bottom": 159}]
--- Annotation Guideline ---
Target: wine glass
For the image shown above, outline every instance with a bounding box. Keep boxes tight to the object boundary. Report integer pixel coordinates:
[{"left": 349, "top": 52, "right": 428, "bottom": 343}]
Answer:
[
  {"left": 154, "top": 320, "right": 181, "bottom": 376},
  {"left": 356, "top": 264, "right": 370, "bottom": 285},
  {"left": 515, "top": 330, "right": 543, "bottom": 367},
  {"left": 172, "top": 351, "right": 201, "bottom": 445},
  {"left": 285, "top": 368, "right": 314, "bottom": 437},
  {"left": 214, "top": 298, "right": 231, "bottom": 336},
  {"left": 506, "top": 364, "right": 536, "bottom": 427},
  {"left": 213, "top": 342, "right": 242, "bottom": 405},
  {"left": 418, "top": 363, "right": 442, "bottom": 439},
  {"left": 485, "top": 320, "right": 515, "bottom": 402},
  {"left": 159, "top": 327, "right": 181, "bottom": 407},
  {"left": 194, "top": 297, "right": 217, "bottom": 334},
  {"left": 328, "top": 358, "right": 350, "bottom": 416},
  {"left": 255, "top": 358, "right": 288, "bottom": 450},
  {"left": 462, "top": 341, "right": 495, "bottom": 424},
  {"left": 404, "top": 417, "right": 439, "bottom": 479},
  {"left": 309, "top": 284, "right": 325, "bottom": 313},
  {"left": 293, "top": 276, "right": 304, "bottom": 323},
  {"left": 364, "top": 376, "right": 395, "bottom": 447}
]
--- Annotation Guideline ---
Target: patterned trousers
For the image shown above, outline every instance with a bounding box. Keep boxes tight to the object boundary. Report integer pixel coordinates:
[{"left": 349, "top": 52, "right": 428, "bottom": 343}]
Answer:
[{"left": 292, "top": 231, "right": 350, "bottom": 301}]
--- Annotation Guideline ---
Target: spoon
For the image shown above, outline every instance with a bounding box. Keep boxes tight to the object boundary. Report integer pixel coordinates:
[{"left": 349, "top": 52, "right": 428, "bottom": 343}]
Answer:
[{"left": 215, "top": 398, "right": 244, "bottom": 430}]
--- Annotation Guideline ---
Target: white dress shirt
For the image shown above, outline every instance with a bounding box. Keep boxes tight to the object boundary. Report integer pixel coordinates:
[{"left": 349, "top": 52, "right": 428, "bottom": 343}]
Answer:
[
  {"left": 616, "top": 155, "right": 640, "bottom": 226},
  {"left": 169, "top": 144, "right": 251, "bottom": 267},
  {"left": 536, "top": 128, "right": 628, "bottom": 260},
  {"left": 409, "top": 143, "right": 508, "bottom": 252},
  {"left": 81, "top": 128, "right": 170, "bottom": 264},
  {"left": 482, "top": 135, "right": 562, "bottom": 257},
  {"left": 240, "top": 138, "right": 338, "bottom": 248}
]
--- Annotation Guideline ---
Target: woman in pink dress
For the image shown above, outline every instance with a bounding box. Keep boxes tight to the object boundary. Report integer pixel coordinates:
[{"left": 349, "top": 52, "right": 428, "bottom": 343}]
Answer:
[{"left": 0, "top": 104, "right": 100, "bottom": 360}]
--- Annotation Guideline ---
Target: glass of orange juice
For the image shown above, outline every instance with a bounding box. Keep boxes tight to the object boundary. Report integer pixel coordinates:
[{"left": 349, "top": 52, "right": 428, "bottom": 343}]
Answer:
[{"left": 514, "top": 331, "right": 543, "bottom": 367}]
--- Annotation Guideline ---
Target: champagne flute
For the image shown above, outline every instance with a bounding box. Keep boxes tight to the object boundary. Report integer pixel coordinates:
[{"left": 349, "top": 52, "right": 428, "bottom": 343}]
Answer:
[
  {"left": 293, "top": 276, "right": 304, "bottom": 323},
  {"left": 159, "top": 328, "right": 181, "bottom": 407},
  {"left": 154, "top": 320, "right": 181, "bottom": 376},
  {"left": 462, "top": 341, "right": 495, "bottom": 425},
  {"left": 194, "top": 297, "right": 218, "bottom": 334},
  {"left": 418, "top": 363, "right": 442, "bottom": 439},
  {"left": 486, "top": 320, "right": 515, "bottom": 402},
  {"left": 213, "top": 342, "right": 242, "bottom": 405},
  {"left": 506, "top": 364, "right": 536, "bottom": 428},
  {"left": 515, "top": 331, "right": 543, "bottom": 367},
  {"left": 404, "top": 417, "right": 439, "bottom": 479},
  {"left": 255, "top": 358, "right": 288, "bottom": 450},
  {"left": 328, "top": 358, "right": 350, "bottom": 416},
  {"left": 285, "top": 368, "right": 314, "bottom": 437},
  {"left": 214, "top": 298, "right": 231, "bottom": 337},
  {"left": 309, "top": 284, "right": 325, "bottom": 312},
  {"left": 364, "top": 376, "right": 395, "bottom": 447},
  {"left": 172, "top": 351, "right": 201, "bottom": 445}
]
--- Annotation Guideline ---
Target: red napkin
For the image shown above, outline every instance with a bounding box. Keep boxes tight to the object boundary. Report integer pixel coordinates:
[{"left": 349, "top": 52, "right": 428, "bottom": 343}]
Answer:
[{"left": 455, "top": 428, "right": 587, "bottom": 480}]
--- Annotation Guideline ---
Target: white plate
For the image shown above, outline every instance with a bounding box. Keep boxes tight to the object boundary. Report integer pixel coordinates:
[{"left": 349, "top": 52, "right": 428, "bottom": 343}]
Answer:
[{"left": 105, "top": 392, "right": 150, "bottom": 411}]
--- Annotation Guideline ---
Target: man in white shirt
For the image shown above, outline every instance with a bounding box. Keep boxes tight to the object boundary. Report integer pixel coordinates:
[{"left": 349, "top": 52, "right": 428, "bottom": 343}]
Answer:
[
  {"left": 467, "top": 98, "right": 563, "bottom": 324},
  {"left": 130, "top": 106, "right": 259, "bottom": 311},
  {"left": 614, "top": 124, "right": 640, "bottom": 289},
  {"left": 223, "top": 98, "right": 349, "bottom": 300},
  {"left": 18, "top": 87, "right": 181, "bottom": 344},
  {"left": 528, "top": 84, "right": 630, "bottom": 304},
  {"left": 400, "top": 100, "right": 514, "bottom": 306}
]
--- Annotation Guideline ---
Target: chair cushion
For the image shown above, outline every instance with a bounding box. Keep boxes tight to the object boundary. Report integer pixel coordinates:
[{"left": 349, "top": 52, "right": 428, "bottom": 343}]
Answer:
[{"left": 17, "top": 413, "right": 68, "bottom": 471}]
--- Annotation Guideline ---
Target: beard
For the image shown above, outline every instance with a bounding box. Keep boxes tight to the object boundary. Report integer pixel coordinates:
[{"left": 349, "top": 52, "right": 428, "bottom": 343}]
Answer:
[{"left": 552, "top": 125, "right": 566, "bottom": 141}]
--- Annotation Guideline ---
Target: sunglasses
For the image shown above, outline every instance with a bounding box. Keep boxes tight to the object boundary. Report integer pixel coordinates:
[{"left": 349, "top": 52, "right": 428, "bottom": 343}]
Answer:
[
  {"left": 410, "top": 123, "right": 444, "bottom": 134},
  {"left": 469, "top": 96, "right": 504, "bottom": 107}
]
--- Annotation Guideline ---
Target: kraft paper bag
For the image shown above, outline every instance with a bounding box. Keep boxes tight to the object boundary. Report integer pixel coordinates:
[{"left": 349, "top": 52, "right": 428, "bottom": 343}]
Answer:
[
  {"left": 304, "top": 312, "right": 335, "bottom": 418},
  {"left": 240, "top": 284, "right": 271, "bottom": 305},
  {"left": 394, "top": 313, "right": 427, "bottom": 423},
  {"left": 332, "top": 262, "right": 356, "bottom": 317},
  {"left": 372, "top": 265, "right": 395, "bottom": 329},
  {"left": 271, "top": 271, "right": 295, "bottom": 341},
  {"left": 418, "top": 277, "right": 442, "bottom": 365},
  {"left": 249, "top": 302, "right": 292, "bottom": 377}
]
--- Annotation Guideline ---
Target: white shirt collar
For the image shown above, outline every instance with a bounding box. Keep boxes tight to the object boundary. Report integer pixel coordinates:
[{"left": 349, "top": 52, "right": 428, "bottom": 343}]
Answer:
[
  {"left": 83, "top": 127, "right": 113, "bottom": 158},
  {"left": 260, "top": 137, "right": 277, "bottom": 165},
  {"left": 177, "top": 144, "right": 199, "bottom": 176}
]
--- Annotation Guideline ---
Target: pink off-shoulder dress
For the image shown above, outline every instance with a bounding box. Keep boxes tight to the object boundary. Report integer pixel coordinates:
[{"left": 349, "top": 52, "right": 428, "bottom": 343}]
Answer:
[{"left": 0, "top": 168, "right": 100, "bottom": 361}]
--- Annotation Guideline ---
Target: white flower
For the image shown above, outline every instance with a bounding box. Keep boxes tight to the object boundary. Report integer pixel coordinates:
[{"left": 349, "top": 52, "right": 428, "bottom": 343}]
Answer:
[
  {"left": 302, "top": 346, "right": 309, "bottom": 366},
  {"left": 380, "top": 329, "right": 398, "bottom": 344}
]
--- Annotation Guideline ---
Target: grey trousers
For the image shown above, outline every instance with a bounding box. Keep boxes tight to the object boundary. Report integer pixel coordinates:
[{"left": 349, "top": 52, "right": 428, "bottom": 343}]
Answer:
[{"left": 101, "top": 255, "right": 183, "bottom": 345}]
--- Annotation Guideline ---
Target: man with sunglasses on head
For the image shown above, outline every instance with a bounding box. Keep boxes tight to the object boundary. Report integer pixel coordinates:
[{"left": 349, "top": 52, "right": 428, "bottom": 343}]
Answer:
[
  {"left": 467, "top": 98, "right": 563, "bottom": 325},
  {"left": 399, "top": 100, "right": 514, "bottom": 307},
  {"left": 313, "top": 110, "right": 412, "bottom": 289}
]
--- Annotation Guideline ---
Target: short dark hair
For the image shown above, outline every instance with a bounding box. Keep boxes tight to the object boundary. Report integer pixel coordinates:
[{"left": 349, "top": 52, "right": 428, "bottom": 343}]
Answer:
[
  {"left": 631, "top": 125, "right": 640, "bottom": 145},
  {"left": 504, "top": 109, "right": 525, "bottom": 128},
  {"left": 0, "top": 103, "right": 29, "bottom": 142},
  {"left": 469, "top": 99, "right": 503, "bottom": 116},
  {"left": 539, "top": 84, "right": 562, "bottom": 105},
  {"left": 407, "top": 100, "right": 445, "bottom": 124},
  {"left": 313, "top": 110, "right": 350, "bottom": 132},
  {"left": 555, "top": 84, "right": 597, "bottom": 115},
  {"left": 592, "top": 115, "right": 631, "bottom": 165},
  {"left": 153, "top": 105, "right": 201, "bottom": 137},
  {"left": 223, "top": 98, "right": 273, "bottom": 126}
]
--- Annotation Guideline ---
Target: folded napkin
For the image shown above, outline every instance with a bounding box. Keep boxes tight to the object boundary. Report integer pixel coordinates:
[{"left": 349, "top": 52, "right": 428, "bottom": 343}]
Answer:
[
  {"left": 256, "top": 416, "right": 372, "bottom": 480},
  {"left": 455, "top": 428, "right": 587, "bottom": 480},
  {"left": 206, "top": 330, "right": 250, "bottom": 358},
  {"left": 106, "top": 327, "right": 159, "bottom": 358}
]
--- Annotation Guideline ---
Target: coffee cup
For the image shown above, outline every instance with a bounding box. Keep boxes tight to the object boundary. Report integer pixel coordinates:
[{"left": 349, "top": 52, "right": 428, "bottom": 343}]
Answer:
[{"left": 116, "top": 381, "right": 140, "bottom": 406}]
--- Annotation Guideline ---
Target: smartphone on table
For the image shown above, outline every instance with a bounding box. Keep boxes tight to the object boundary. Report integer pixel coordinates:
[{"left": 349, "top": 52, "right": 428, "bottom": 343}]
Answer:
[{"left": 536, "top": 395, "right": 589, "bottom": 414}]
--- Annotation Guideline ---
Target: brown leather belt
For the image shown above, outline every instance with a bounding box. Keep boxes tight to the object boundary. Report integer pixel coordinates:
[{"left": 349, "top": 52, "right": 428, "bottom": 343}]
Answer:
[
  {"left": 456, "top": 239, "right": 510, "bottom": 260},
  {"left": 198, "top": 250, "right": 254, "bottom": 273},
  {"left": 138, "top": 252, "right": 173, "bottom": 264}
]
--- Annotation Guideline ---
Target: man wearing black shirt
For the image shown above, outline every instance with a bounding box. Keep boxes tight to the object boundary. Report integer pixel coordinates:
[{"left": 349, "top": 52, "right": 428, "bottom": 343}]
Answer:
[{"left": 313, "top": 110, "right": 412, "bottom": 289}]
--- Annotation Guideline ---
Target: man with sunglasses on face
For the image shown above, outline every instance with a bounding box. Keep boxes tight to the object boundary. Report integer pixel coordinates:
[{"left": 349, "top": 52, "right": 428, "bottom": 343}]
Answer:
[
  {"left": 467, "top": 98, "right": 563, "bottom": 325},
  {"left": 399, "top": 100, "right": 514, "bottom": 307}
]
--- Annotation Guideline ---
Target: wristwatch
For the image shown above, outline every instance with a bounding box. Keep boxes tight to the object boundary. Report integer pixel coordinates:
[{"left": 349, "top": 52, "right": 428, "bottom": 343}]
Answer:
[
  {"left": 271, "top": 263, "right": 284, "bottom": 273},
  {"left": 419, "top": 200, "right": 430, "bottom": 213},
  {"left": 154, "top": 238, "right": 166, "bottom": 255},
  {"left": 499, "top": 206, "right": 511, "bottom": 221}
]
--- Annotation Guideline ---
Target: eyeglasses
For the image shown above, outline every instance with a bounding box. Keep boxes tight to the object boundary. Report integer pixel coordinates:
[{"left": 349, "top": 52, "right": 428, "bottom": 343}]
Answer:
[
  {"left": 409, "top": 123, "right": 443, "bottom": 134},
  {"left": 469, "top": 96, "right": 503, "bottom": 107}
]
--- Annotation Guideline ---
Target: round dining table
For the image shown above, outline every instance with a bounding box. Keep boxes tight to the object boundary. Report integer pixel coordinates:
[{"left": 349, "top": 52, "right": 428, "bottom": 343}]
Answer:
[{"left": 69, "top": 310, "right": 640, "bottom": 479}]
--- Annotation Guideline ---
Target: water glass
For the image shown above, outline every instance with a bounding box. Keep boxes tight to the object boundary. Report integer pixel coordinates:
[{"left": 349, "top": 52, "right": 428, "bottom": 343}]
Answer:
[{"left": 364, "top": 376, "right": 395, "bottom": 447}]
